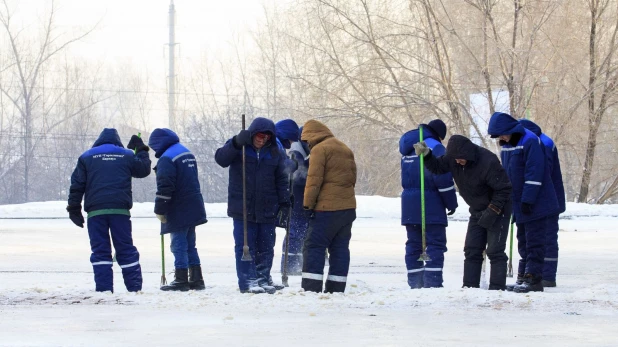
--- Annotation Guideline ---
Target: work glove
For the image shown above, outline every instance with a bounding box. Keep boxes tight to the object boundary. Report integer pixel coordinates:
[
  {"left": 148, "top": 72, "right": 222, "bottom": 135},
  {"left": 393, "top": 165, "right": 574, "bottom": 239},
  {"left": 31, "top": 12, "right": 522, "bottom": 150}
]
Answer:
[
  {"left": 413, "top": 141, "right": 430, "bottom": 157},
  {"left": 156, "top": 214, "right": 167, "bottom": 223},
  {"left": 447, "top": 208, "right": 456, "bottom": 216},
  {"left": 477, "top": 205, "right": 501, "bottom": 230},
  {"left": 232, "top": 130, "right": 252, "bottom": 149},
  {"left": 66, "top": 205, "right": 84, "bottom": 228},
  {"left": 276, "top": 204, "right": 291, "bottom": 229},
  {"left": 521, "top": 203, "right": 533, "bottom": 215},
  {"left": 127, "top": 135, "right": 149, "bottom": 153}
]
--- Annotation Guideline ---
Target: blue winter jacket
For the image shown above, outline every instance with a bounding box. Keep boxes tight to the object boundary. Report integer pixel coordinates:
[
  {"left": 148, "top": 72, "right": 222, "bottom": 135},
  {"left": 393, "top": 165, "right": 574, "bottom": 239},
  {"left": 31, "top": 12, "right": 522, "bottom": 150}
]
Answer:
[
  {"left": 487, "top": 112, "right": 559, "bottom": 222},
  {"left": 400, "top": 125, "right": 458, "bottom": 226},
  {"left": 215, "top": 117, "right": 290, "bottom": 224},
  {"left": 148, "top": 128, "right": 207, "bottom": 234},
  {"left": 519, "top": 119, "right": 566, "bottom": 214},
  {"left": 68, "top": 128, "right": 151, "bottom": 213}
]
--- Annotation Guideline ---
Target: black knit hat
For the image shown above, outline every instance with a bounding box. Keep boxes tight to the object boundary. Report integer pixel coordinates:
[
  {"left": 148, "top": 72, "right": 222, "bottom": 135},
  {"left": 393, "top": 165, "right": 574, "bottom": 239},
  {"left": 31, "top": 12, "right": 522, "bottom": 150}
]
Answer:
[{"left": 427, "top": 119, "right": 447, "bottom": 140}]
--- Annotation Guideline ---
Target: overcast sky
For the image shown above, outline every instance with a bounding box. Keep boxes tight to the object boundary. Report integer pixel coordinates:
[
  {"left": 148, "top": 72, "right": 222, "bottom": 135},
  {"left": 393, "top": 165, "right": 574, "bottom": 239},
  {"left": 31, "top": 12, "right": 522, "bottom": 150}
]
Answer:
[{"left": 5, "top": 0, "right": 268, "bottom": 128}]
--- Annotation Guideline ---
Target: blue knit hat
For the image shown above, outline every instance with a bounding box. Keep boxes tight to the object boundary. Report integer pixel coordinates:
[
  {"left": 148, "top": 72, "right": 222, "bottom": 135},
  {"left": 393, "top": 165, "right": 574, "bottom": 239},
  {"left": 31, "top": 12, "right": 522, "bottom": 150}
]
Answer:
[{"left": 427, "top": 119, "right": 447, "bottom": 140}]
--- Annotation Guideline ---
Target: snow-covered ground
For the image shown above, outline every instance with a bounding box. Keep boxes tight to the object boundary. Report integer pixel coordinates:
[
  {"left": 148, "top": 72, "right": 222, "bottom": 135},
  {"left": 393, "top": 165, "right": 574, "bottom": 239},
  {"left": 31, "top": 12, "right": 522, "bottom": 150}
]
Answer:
[{"left": 1, "top": 197, "right": 618, "bottom": 346}]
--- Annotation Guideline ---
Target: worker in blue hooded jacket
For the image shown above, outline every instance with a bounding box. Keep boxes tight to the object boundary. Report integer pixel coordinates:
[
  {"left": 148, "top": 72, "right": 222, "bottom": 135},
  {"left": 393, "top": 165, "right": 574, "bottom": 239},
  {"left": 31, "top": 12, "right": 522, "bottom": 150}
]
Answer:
[
  {"left": 274, "top": 119, "right": 309, "bottom": 276},
  {"left": 399, "top": 119, "right": 458, "bottom": 288},
  {"left": 67, "top": 128, "right": 151, "bottom": 293},
  {"left": 148, "top": 128, "right": 208, "bottom": 292},
  {"left": 215, "top": 117, "right": 290, "bottom": 294},
  {"left": 488, "top": 112, "right": 559, "bottom": 293},
  {"left": 274, "top": 119, "right": 300, "bottom": 228},
  {"left": 519, "top": 119, "right": 566, "bottom": 288}
]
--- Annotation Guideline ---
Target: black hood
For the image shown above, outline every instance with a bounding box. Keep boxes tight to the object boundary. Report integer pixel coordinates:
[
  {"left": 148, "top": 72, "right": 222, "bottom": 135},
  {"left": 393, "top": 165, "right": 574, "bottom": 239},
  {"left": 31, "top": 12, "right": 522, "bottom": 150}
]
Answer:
[{"left": 446, "top": 135, "right": 477, "bottom": 162}]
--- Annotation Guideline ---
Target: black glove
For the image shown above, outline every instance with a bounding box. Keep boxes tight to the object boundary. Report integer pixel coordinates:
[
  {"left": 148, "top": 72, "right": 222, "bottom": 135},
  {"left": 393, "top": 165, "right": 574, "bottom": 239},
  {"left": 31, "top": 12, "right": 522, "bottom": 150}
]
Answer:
[
  {"left": 233, "top": 130, "right": 252, "bottom": 149},
  {"left": 127, "top": 135, "right": 149, "bottom": 153},
  {"left": 477, "top": 207, "right": 499, "bottom": 230},
  {"left": 521, "top": 203, "right": 533, "bottom": 215},
  {"left": 276, "top": 204, "right": 291, "bottom": 229},
  {"left": 66, "top": 205, "right": 84, "bottom": 228},
  {"left": 447, "top": 209, "right": 456, "bottom": 216}
]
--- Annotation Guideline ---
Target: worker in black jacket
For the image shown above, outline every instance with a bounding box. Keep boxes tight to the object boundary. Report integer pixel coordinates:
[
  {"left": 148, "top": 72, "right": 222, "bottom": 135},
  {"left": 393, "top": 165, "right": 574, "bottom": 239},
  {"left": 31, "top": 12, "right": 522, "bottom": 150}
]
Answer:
[{"left": 414, "top": 135, "right": 512, "bottom": 290}]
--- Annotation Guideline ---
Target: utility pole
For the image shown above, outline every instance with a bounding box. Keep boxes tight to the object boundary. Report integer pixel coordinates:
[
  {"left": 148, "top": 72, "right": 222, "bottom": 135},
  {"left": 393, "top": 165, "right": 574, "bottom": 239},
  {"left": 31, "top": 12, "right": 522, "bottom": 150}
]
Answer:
[{"left": 168, "top": 0, "right": 176, "bottom": 130}]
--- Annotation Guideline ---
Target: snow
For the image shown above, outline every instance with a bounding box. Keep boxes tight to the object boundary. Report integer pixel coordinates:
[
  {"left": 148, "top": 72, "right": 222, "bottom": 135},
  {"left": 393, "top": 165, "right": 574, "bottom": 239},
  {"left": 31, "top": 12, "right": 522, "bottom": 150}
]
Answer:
[
  {"left": 1, "top": 197, "right": 618, "bottom": 346},
  {"left": 2, "top": 195, "right": 618, "bottom": 220}
]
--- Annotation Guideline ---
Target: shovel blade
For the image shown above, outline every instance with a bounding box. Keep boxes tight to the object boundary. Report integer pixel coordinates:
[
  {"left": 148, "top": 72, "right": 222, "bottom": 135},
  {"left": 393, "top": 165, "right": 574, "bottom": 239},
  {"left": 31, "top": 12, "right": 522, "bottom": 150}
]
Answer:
[{"left": 241, "top": 248, "right": 253, "bottom": 262}]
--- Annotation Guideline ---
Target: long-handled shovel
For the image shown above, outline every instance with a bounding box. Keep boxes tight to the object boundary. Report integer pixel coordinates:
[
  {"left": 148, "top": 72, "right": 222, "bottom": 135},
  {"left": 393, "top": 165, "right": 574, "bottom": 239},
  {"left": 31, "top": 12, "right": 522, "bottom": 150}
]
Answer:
[
  {"left": 480, "top": 250, "right": 488, "bottom": 289},
  {"left": 160, "top": 232, "right": 167, "bottom": 286},
  {"left": 136, "top": 130, "right": 166, "bottom": 287},
  {"left": 241, "top": 114, "right": 252, "bottom": 262},
  {"left": 282, "top": 174, "right": 294, "bottom": 287},
  {"left": 507, "top": 218, "right": 514, "bottom": 278},
  {"left": 418, "top": 126, "right": 431, "bottom": 262}
]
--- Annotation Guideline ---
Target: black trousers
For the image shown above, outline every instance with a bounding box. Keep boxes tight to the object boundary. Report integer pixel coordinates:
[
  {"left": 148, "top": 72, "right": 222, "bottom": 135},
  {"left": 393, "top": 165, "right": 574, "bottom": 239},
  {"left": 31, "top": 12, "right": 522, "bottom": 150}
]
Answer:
[{"left": 463, "top": 203, "right": 512, "bottom": 290}]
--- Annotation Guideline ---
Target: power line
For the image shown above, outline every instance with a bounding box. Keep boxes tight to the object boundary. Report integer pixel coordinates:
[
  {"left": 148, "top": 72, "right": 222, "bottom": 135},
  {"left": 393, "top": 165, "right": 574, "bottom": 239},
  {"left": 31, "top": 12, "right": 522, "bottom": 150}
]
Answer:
[
  {"left": 0, "top": 83, "right": 272, "bottom": 98},
  {"left": 0, "top": 133, "right": 225, "bottom": 143}
]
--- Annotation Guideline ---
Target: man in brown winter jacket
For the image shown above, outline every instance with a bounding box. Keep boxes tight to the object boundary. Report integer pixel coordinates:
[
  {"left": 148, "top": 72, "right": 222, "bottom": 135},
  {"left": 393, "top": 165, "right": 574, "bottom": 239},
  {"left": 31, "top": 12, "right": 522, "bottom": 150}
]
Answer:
[{"left": 301, "top": 120, "right": 357, "bottom": 293}]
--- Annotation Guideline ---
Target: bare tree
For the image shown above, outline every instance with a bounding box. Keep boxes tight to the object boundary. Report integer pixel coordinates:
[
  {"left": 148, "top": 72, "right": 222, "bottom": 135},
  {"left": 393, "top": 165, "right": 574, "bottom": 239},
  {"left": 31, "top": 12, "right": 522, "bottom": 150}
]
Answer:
[
  {"left": 0, "top": 0, "right": 104, "bottom": 202},
  {"left": 577, "top": 0, "right": 618, "bottom": 202}
]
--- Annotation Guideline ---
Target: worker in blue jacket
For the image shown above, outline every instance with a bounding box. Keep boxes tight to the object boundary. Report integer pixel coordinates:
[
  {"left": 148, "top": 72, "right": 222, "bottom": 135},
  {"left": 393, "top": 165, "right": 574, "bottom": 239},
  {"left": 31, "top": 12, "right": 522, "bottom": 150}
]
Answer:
[
  {"left": 215, "top": 117, "right": 290, "bottom": 294},
  {"left": 274, "top": 119, "right": 311, "bottom": 276},
  {"left": 400, "top": 119, "right": 458, "bottom": 288},
  {"left": 148, "top": 128, "right": 208, "bottom": 292},
  {"left": 519, "top": 119, "right": 566, "bottom": 288},
  {"left": 278, "top": 124, "right": 311, "bottom": 276},
  {"left": 488, "top": 112, "right": 559, "bottom": 293},
  {"left": 67, "top": 128, "right": 151, "bottom": 293}
]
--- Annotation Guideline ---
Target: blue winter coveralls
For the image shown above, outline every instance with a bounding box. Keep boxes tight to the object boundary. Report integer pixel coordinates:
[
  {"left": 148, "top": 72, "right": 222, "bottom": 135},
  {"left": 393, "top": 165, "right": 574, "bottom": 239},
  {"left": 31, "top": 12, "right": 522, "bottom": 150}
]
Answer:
[
  {"left": 148, "top": 129, "right": 207, "bottom": 270},
  {"left": 215, "top": 117, "right": 289, "bottom": 291},
  {"left": 519, "top": 119, "right": 566, "bottom": 282},
  {"left": 68, "top": 128, "right": 151, "bottom": 292},
  {"left": 488, "top": 113, "right": 559, "bottom": 279},
  {"left": 400, "top": 125, "right": 458, "bottom": 288}
]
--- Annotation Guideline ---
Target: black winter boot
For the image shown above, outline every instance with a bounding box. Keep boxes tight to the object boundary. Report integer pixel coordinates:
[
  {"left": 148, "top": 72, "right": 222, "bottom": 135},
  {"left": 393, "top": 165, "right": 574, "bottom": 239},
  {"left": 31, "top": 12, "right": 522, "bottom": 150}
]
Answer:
[
  {"left": 506, "top": 274, "right": 524, "bottom": 292},
  {"left": 462, "top": 261, "right": 482, "bottom": 288},
  {"left": 240, "top": 286, "right": 266, "bottom": 294},
  {"left": 188, "top": 265, "right": 206, "bottom": 290},
  {"left": 542, "top": 280, "right": 556, "bottom": 288},
  {"left": 513, "top": 273, "right": 543, "bottom": 293},
  {"left": 268, "top": 277, "right": 285, "bottom": 291},
  {"left": 488, "top": 262, "right": 508, "bottom": 290},
  {"left": 160, "top": 268, "right": 190, "bottom": 292},
  {"left": 261, "top": 285, "right": 277, "bottom": 294}
]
